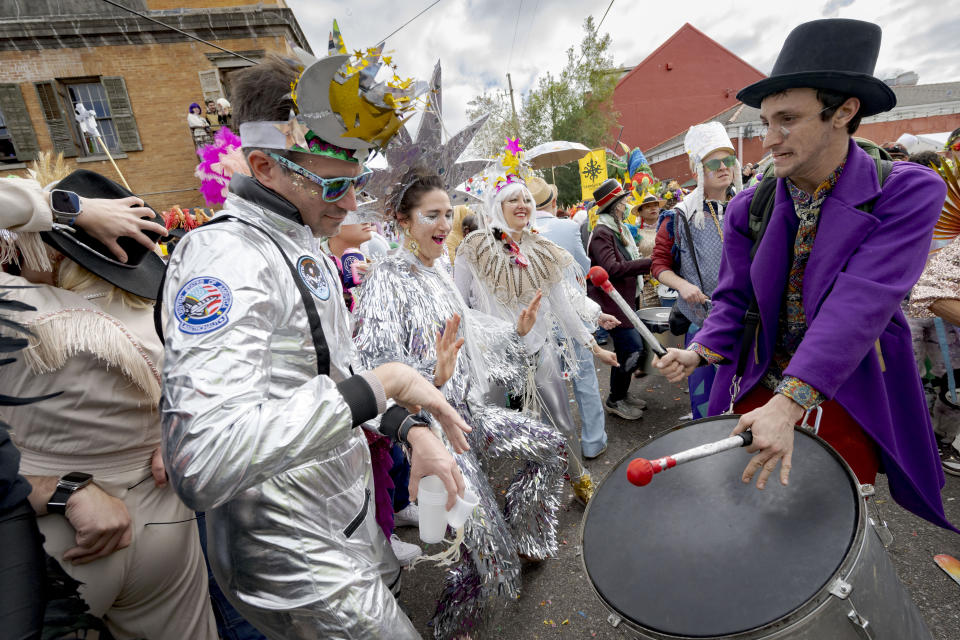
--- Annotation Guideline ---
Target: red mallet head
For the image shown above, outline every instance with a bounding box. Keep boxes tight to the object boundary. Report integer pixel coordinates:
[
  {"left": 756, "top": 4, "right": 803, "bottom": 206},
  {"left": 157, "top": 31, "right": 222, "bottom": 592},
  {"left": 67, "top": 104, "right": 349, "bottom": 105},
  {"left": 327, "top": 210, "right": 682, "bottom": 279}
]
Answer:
[
  {"left": 627, "top": 458, "right": 655, "bottom": 486},
  {"left": 588, "top": 266, "right": 614, "bottom": 292},
  {"left": 588, "top": 266, "right": 609, "bottom": 287}
]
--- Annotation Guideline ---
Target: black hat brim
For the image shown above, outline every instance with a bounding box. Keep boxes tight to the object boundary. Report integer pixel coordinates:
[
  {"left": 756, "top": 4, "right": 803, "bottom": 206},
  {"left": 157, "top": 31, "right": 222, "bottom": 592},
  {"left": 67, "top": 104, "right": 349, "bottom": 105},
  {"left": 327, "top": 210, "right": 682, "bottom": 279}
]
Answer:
[
  {"left": 41, "top": 228, "right": 166, "bottom": 300},
  {"left": 736, "top": 70, "right": 896, "bottom": 117},
  {"left": 41, "top": 169, "right": 166, "bottom": 300}
]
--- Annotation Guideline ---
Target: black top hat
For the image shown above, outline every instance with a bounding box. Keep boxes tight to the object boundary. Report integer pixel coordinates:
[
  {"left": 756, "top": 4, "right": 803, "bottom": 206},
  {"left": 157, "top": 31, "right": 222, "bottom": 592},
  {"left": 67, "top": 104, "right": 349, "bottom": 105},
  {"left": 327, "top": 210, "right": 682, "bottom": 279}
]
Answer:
[
  {"left": 41, "top": 170, "right": 166, "bottom": 300},
  {"left": 593, "top": 179, "right": 629, "bottom": 214},
  {"left": 737, "top": 19, "right": 896, "bottom": 118}
]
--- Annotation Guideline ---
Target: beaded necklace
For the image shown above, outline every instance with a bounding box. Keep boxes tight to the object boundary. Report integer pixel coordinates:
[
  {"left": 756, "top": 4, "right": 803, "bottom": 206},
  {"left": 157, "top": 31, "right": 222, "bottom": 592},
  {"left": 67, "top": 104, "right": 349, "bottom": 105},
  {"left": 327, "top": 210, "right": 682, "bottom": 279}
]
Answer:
[{"left": 705, "top": 200, "right": 724, "bottom": 241}]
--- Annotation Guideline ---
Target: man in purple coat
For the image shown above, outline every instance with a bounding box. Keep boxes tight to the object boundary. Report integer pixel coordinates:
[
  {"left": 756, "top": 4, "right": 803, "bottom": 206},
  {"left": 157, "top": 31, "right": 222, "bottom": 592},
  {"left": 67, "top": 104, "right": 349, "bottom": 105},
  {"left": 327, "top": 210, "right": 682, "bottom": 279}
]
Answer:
[{"left": 656, "top": 18, "right": 954, "bottom": 531}]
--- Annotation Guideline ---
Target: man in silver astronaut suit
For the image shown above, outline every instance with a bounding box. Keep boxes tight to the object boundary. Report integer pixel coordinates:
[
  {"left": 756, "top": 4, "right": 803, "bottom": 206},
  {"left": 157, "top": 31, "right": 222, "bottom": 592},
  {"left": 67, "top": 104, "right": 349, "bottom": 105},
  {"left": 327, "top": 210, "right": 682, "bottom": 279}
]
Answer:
[{"left": 159, "top": 55, "right": 470, "bottom": 638}]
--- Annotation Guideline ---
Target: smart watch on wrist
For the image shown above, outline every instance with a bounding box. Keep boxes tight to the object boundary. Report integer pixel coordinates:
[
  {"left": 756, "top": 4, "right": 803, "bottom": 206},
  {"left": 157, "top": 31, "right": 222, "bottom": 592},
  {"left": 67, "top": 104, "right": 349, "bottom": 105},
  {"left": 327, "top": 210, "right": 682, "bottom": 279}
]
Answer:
[
  {"left": 46, "top": 471, "right": 93, "bottom": 514},
  {"left": 398, "top": 413, "right": 430, "bottom": 446},
  {"left": 49, "top": 189, "right": 82, "bottom": 226}
]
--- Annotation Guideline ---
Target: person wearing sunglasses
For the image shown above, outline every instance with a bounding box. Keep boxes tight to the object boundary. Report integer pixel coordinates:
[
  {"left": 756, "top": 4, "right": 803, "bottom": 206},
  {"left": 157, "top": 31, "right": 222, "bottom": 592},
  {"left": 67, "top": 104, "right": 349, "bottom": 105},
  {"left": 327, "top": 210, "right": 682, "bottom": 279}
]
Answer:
[
  {"left": 158, "top": 54, "right": 472, "bottom": 639},
  {"left": 651, "top": 121, "right": 741, "bottom": 419}
]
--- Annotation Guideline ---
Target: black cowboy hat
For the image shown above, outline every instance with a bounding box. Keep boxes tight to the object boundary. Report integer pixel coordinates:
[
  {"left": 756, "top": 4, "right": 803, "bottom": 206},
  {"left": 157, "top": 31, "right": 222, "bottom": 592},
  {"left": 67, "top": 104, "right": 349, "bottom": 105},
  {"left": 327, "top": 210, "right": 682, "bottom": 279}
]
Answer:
[
  {"left": 593, "top": 179, "right": 629, "bottom": 214},
  {"left": 737, "top": 19, "right": 896, "bottom": 118},
  {"left": 41, "top": 169, "right": 166, "bottom": 300}
]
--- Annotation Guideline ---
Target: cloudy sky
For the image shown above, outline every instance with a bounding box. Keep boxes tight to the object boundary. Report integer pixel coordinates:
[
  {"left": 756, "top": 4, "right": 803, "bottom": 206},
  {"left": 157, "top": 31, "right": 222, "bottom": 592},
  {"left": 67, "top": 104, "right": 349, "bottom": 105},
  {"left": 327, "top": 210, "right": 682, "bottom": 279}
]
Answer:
[{"left": 285, "top": 0, "right": 960, "bottom": 136}]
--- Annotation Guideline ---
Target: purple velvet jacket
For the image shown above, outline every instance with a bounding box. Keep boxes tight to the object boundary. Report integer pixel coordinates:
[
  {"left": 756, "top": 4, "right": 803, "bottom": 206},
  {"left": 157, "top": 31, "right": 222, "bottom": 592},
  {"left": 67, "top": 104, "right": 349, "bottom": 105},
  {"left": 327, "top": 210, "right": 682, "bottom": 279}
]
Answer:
[{"left": 695, "top": 139, "right": 953, "bottom": 531}]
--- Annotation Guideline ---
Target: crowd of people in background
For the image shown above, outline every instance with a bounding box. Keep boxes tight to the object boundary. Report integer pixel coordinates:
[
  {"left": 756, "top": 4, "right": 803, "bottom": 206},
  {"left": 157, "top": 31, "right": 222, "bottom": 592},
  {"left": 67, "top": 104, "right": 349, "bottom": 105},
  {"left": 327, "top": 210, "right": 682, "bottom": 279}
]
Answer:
[{"left": 1, "top": 15, "right": 959, "bottom": 640}]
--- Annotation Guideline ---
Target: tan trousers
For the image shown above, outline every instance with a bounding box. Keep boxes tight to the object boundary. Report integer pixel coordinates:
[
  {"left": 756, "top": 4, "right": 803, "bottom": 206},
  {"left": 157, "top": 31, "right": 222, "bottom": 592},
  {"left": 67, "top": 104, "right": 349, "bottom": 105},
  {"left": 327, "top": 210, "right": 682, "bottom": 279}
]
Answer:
[{"left": 34, "top": 459, "right": 217, "bottom": 640}]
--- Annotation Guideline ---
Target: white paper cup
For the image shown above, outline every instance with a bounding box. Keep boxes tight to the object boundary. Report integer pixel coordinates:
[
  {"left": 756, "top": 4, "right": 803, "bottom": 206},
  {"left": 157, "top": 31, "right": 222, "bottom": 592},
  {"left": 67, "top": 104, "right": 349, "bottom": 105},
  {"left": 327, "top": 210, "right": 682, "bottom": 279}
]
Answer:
[
  {"left": 446, "top": 488, "right": 479, "bottom": 529},
  {"left": 417, "top": 475, "right": 449, "bottom": 544}
]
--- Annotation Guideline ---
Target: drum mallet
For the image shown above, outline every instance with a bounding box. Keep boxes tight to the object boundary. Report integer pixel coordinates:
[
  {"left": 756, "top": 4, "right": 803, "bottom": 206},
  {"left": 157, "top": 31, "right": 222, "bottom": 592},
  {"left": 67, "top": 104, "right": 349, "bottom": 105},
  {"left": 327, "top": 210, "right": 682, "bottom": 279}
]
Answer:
[
  {"left": 587, "top": 266, "right": 667, "bottom": 358},
  {"left": 626, "top": 431, "right": 754, "bottom": 486}
]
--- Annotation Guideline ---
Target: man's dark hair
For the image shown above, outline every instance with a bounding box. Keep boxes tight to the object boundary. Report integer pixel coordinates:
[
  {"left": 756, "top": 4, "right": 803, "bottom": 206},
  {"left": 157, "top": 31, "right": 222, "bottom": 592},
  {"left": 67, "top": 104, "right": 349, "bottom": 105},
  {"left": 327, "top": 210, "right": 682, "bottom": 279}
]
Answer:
[
  {"left": 908, "top": 150, "right": 942, "bottom": 168},
  {"left": 231, "top": 54, "right": 299, "bottom": 129},
  {"left": 816, "top": 89, "right": 862, "bottom": 135},
  {"left": 231, "top": 55, "right": 301, "bottom": 173}
]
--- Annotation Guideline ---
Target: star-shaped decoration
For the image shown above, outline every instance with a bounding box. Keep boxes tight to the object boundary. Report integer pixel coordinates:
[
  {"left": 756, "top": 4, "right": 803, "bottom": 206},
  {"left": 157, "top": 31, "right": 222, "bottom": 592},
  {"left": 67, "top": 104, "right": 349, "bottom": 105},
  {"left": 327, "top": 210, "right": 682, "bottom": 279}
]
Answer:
[
  {"left": 505, "top": 137, "right": 522, "bottom": 155},
  {"left": 274, "top": 114, "right": 310, "bottom": 150}
]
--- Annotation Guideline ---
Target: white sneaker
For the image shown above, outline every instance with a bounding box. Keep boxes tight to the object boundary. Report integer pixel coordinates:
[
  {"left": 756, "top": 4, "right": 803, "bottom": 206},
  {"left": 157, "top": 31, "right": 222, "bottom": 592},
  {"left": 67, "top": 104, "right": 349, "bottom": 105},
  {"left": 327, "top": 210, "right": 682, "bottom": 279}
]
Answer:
[
  {"left": 393, "top": 503, "right": 420, "bottom": 528},
  {"left": 390, "top": 534, "right": 422, "bottom": 566}
]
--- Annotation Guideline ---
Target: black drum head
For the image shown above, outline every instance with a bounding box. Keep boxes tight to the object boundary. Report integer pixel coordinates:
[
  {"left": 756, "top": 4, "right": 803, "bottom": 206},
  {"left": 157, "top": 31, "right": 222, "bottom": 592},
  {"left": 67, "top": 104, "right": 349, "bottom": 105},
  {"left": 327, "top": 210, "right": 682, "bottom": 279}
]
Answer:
[{"left": 582, "top": 416, "right": 859, "bottom": 637}]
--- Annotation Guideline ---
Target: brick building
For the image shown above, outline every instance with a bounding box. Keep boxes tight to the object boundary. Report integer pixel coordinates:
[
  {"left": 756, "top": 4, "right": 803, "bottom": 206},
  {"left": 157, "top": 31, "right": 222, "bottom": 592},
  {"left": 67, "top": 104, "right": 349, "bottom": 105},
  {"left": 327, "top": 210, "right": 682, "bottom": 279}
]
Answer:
[
  {"left": 645, "top": 82, "right": 960, "bottom": 185},
  {"left": 0, "top": 0, "right": 310, "bottom": 211},
  {"left": 612, "top": 23, "right": 765, "bottom": 151}
]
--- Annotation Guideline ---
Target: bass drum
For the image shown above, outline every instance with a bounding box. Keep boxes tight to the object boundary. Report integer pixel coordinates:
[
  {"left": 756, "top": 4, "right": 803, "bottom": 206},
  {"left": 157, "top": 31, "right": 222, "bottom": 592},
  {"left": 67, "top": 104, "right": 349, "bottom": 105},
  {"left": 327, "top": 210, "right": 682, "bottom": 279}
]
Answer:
[{"left": 580, "top": 416, "right": 933, "bottom": 639}]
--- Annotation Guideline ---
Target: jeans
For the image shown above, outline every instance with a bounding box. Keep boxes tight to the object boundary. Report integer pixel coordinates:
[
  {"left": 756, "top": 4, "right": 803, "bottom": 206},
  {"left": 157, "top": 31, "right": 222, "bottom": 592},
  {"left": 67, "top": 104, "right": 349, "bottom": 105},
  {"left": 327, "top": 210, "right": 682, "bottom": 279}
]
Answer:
[
  {"left": 571, "top": 338, "right": 608, "bottom": 457},
  {"left": 196, "top": 513, "right": 267, "bottom": 640},
  {"left": 608, "top": 327, "right": 644, "bottom": 402},
  {"left": 685, "top": 324, "right": 717, "bottom": 419},
  {"left": 387, "top": 442, "right": 410, "bottom": 512}
]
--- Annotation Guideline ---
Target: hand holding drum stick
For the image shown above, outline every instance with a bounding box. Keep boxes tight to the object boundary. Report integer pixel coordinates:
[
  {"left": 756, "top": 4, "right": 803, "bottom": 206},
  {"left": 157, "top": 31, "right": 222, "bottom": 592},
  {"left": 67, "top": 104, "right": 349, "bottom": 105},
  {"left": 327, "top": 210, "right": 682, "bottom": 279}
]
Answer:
[
  {"left": 626, "top": 431, "right": 753, "bottom": 486},
  {"left": 587, "top": 266, "right": 666, "bottom": 358}
]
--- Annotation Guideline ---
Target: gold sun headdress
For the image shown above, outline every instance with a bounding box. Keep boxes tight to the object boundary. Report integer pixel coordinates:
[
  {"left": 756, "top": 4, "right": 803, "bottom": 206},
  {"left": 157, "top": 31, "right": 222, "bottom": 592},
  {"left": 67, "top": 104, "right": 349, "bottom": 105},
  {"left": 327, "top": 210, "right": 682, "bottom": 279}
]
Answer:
[{"left": 238, "top": 21, "right": 428, "bottom": 164}]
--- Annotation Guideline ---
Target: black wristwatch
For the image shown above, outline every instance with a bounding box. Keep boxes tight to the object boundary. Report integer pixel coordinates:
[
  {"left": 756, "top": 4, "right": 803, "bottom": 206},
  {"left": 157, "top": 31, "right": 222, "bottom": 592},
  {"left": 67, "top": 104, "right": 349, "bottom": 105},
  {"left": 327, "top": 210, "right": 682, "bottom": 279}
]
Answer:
[
  {"left": 49, "top": 189, "right": 82, "bottom": 226},
  {"left": 398, "top": 413, "right": 430, "bottom": 446},
  {"left": 46, "top": 472, "right": 93, "bottom": 514}
]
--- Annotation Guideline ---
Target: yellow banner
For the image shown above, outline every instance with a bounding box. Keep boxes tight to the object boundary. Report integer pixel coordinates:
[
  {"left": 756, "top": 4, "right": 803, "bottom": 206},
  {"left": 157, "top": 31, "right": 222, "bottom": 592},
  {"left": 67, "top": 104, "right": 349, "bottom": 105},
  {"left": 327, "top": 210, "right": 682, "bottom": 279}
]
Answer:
[{"left": 579, "top": 149, "right": 608, "bottom": 201}]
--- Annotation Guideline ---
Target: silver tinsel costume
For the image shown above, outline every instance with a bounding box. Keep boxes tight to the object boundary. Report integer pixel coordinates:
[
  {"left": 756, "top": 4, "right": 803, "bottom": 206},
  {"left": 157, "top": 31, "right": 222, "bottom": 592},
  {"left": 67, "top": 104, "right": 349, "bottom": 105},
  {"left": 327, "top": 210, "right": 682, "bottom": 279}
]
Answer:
[
  {"left": 353, "top": 249, "right": 567, "bottom": 639},
  {"left": 454, "top": 224, "right": 602, "bottom": 483}
]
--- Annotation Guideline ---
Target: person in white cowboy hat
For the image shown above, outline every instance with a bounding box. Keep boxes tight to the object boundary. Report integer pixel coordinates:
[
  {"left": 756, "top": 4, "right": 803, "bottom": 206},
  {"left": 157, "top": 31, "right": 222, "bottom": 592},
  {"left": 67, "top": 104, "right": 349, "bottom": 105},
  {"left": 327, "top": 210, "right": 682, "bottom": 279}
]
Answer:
[
  {"left": 158, "top": 52, "right": 473, "bottom": 638},
  {"left": 652, "top": 121, "right": 740, "bottom": 419}
]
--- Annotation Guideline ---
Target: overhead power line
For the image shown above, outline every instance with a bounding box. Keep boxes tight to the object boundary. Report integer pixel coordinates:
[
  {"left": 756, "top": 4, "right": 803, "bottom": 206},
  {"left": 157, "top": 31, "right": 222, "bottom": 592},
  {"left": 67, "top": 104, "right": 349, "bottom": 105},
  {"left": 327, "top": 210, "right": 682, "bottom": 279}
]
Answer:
[
  {"left": 378, "top": 0, "right": 444, "bottom": 43},
  {"left": 99, "top": 0, "right": 258, "bottom": 63},
  {"left": 506, "top": 0, "right": 525, "bottom": 73}
]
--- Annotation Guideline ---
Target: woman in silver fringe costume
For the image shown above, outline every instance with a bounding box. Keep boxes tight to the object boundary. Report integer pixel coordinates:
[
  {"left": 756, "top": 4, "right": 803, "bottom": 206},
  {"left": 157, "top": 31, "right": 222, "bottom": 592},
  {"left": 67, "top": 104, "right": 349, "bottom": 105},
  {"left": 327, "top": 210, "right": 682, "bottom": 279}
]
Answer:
[
  {"left": 353, "top": 173, "right": 567, "bottom": 639},
  {"left": 454, "top": 177, "right": 620, "bottom": 503}
]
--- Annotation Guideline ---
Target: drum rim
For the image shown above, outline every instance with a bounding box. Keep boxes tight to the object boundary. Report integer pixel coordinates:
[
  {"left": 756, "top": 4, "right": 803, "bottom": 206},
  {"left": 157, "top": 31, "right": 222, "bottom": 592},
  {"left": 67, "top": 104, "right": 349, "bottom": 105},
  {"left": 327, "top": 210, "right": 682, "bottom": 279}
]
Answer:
[{"left": 579, "top": 414, "right": 868, "bottom": 640}]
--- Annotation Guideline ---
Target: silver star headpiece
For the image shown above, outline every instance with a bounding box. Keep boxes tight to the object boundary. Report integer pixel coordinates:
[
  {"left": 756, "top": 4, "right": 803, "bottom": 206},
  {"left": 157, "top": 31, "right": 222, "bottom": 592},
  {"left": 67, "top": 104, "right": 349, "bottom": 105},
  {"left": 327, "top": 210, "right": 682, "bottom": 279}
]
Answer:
[{"left": 361, "top": 61, "right": 490, "bottom": 218}]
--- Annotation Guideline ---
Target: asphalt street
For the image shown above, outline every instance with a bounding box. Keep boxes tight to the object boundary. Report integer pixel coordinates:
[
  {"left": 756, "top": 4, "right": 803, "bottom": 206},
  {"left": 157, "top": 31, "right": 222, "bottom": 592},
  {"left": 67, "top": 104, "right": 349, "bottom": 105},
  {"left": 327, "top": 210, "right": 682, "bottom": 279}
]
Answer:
[{"left": 397, "top": 363, "right": 960, "bottom": 639}]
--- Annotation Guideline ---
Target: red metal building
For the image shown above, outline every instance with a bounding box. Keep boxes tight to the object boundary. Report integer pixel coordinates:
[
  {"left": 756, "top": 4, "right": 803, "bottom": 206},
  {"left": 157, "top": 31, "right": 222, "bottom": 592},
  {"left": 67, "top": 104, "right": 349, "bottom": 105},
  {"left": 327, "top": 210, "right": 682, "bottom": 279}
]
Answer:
[{"left": 612, "top": 23, "right": 766, "bottom": 151}]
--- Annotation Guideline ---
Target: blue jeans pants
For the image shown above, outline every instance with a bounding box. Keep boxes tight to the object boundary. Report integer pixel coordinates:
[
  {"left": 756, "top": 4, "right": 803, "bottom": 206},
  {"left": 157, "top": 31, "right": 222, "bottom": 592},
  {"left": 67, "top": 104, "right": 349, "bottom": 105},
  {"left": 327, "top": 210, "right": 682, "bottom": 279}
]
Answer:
[
  {"left": 685, "top": 324, "right": 717, "bottom": 419},
  {"left": 572, "top": 338, "right": 608, "bottom": 457},
  {"left": 196, "top": 513, "right": 266, "bottom": 640}
]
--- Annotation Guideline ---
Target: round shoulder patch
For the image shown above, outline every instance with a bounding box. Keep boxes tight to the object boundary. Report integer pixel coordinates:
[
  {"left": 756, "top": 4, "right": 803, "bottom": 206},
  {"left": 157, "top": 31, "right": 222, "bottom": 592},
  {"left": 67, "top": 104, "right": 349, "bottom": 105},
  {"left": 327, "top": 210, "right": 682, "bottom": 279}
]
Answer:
[
  {"left": 173, "top": 276, "right": 234, "bottom": 334},
  {"left": 297, "top": 255, "right": 331, "bottom": 300}
]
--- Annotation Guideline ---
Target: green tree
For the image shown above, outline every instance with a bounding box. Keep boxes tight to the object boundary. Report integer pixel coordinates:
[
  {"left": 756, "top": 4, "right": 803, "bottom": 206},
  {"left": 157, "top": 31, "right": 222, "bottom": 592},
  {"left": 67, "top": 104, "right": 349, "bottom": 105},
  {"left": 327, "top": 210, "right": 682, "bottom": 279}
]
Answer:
[
  {"left": 465, "top": 91, "right": 517, "bottom": 159},
  {"left": 465, "top": 16, "right": 621, "bottom": 205},
  {"left": 521, "top": 16, "right": 621, "bottom": 204}
]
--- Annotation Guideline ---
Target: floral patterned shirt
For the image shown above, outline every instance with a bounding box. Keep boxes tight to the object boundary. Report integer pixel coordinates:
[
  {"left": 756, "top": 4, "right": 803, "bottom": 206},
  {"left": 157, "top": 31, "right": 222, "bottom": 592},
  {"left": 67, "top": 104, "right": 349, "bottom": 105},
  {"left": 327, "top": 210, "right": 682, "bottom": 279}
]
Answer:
[{"left": 689, "top": 162, "right": 846, "bottom": 410}]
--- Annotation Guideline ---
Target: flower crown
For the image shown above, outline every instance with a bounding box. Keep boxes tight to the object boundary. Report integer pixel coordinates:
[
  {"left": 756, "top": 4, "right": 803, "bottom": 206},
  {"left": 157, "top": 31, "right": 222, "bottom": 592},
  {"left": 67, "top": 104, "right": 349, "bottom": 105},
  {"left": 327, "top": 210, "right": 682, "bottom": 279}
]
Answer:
[{"left": 493, "top": 173, "right": 526, "bottom": 194}]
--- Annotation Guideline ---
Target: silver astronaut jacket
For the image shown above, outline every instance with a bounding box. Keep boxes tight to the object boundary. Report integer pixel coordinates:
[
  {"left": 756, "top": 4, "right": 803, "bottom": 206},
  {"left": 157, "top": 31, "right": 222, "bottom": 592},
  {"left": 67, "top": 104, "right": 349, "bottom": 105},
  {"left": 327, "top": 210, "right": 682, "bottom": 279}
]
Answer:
[{"left": 159, "top": 189, "right": 417, "bottom": 638}]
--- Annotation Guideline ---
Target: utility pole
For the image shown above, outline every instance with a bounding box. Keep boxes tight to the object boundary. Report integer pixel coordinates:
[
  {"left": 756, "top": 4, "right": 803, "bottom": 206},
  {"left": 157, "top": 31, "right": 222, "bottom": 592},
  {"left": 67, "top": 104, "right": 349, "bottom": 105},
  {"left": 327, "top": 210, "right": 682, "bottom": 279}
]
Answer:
[{"left": 506, "top": 72, "right": 519, "bottom": 137}]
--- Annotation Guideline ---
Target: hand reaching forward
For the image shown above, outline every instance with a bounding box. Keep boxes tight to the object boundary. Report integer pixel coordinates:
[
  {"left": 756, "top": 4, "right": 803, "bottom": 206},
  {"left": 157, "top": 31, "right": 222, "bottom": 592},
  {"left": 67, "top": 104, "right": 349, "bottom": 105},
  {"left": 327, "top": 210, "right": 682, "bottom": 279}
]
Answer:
[
  {"left": 63, "top": 483, "right": 133, "bottom": 565},
  {"left": 516, "top": 290, "right": 543, "bottom": 337},
  {"left": 594, "top": 346, "right": 619, "bottom": 368},
  {"left": 433, "top": 314, "right": 465, "bottom": 388},
  {"left": 598, "top": 313, "right": 621, "bottom": 330},
  {"left": 373, "top": 362, "right": 472, "bottom": 453}
]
